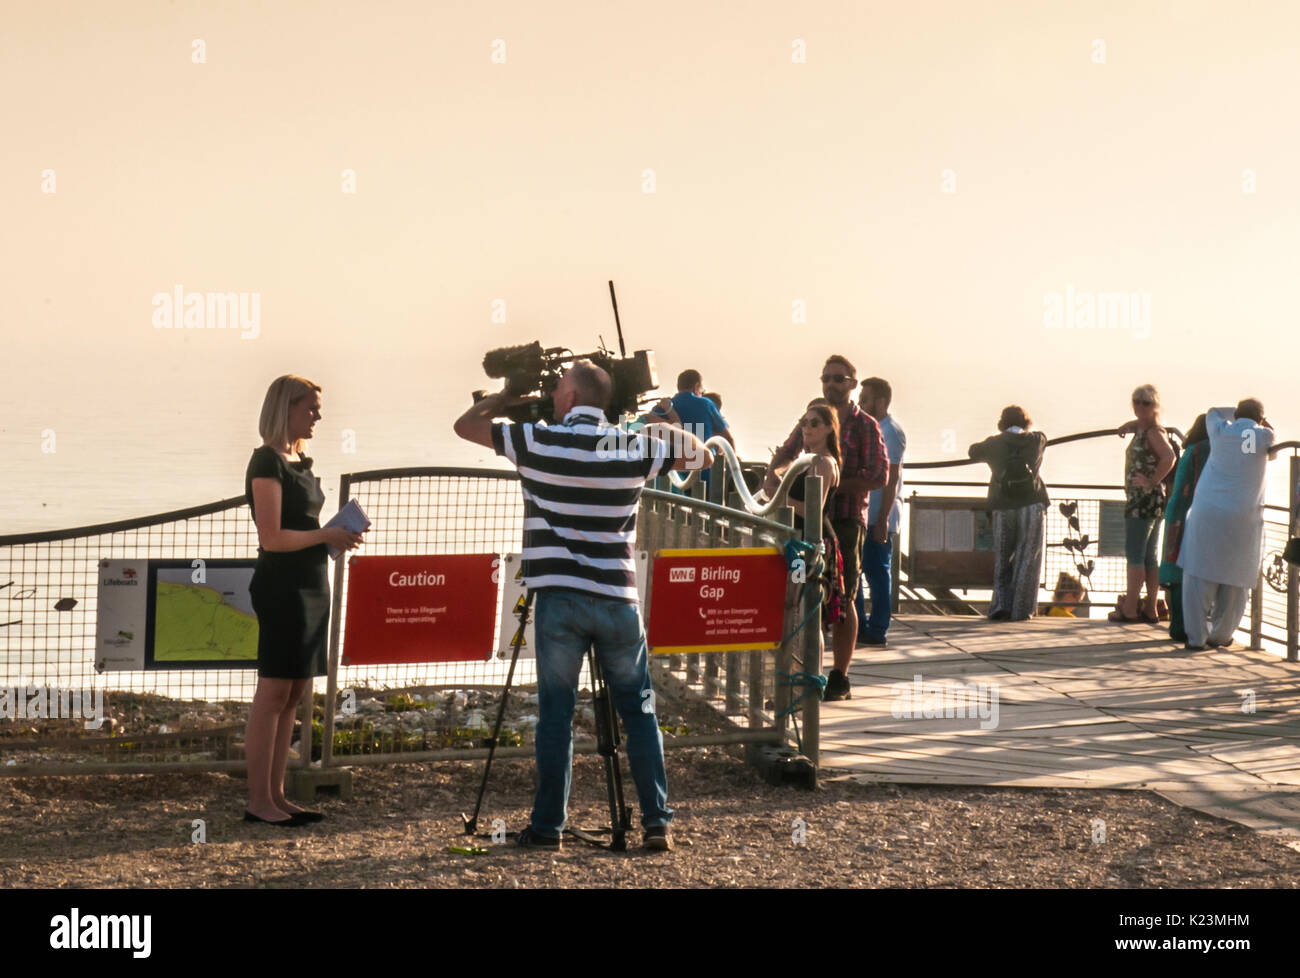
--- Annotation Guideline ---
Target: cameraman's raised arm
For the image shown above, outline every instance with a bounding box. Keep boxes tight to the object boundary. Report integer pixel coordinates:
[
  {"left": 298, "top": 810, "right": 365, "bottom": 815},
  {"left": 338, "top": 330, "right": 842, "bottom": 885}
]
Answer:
[
  {"left": 454, "top": 392, "right": 539, "bottom": 449},
  {"left": 644, "top": 422, "right": 713, "bottom": 472},
  {"left": 453, "top": 392, "right": 505, "bottom": 449}
]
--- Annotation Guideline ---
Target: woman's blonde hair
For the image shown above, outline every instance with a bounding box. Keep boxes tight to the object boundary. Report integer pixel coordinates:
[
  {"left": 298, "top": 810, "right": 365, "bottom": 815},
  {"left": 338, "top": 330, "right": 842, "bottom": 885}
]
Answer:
[
  {"left": 1131, "top": 384, "right": 1159, "bottom": 410},
  {"left": 259, "top": 375, "right": 321, "bottom": 453}
]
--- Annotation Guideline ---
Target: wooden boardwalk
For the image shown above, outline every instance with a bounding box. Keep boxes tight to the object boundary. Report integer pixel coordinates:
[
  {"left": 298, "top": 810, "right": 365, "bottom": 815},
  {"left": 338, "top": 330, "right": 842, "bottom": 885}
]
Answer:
[{"left": 820, "top": 616, "right": 1300, "bottom": 836}]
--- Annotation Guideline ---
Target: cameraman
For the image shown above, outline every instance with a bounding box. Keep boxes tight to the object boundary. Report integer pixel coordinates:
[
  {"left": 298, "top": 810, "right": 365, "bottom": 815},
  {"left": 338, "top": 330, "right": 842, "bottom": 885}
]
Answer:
[{"left": 454, "top": 360, "right": 712, "bottom": 851}]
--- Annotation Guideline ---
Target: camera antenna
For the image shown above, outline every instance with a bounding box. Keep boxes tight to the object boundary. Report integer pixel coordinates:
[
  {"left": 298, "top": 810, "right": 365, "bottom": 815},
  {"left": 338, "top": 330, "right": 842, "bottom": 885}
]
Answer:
[{"left": 607, "top": 280, "right": 627, "bottom": 358}]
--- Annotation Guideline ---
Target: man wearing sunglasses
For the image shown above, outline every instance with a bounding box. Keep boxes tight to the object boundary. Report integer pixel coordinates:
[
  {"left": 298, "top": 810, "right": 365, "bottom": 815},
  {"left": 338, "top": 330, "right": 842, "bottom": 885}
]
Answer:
[{"left": 761, "top": 355, "right": 889, "bottom": 701}]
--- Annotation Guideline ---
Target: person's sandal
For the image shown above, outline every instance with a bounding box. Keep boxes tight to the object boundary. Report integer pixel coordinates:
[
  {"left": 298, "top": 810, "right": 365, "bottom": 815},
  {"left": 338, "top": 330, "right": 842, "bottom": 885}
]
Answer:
[{"left": 1107, "top": 610, "right": 1143, "bottom": 623}]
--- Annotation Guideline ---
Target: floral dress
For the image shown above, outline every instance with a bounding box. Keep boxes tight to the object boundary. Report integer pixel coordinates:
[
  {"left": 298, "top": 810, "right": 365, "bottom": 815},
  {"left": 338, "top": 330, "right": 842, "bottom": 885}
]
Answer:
[{"left": 1125, "top": 426, "right": 1167, "bottom": 519}]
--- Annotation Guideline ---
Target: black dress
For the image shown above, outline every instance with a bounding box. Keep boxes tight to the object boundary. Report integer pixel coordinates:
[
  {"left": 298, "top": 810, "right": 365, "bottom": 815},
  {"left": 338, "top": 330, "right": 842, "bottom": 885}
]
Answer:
[{"left": 244, "top": 446, "right": 330, "bottom": 679}]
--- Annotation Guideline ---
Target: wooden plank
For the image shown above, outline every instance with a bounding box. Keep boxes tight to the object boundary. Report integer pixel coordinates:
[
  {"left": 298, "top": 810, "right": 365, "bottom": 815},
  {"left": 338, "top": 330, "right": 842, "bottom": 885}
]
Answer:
[{"left": 817, "top": 617, "right": 1300, "bottom": 822}]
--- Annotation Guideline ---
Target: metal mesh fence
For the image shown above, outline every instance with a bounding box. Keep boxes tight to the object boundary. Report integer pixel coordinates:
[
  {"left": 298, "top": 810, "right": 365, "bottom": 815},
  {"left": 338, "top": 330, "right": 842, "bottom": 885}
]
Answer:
[
  {"left": 896, "top": 483, "right": 1295, "bottom": 652},
  {"left": 0, "top": 500, "right": 260, "bottom": 770},
  {"left": 1041, "top": 493, "right": 1128, "bottom": 597},
  {"left": 1259, "top": 511, "right": 1292, "bottom": 647},
  {"left": 322, "top": 467, "right": 546, "bottom": 762},
  {"left": 2, "top": 460, "right": 1294, "bottom": 774}
]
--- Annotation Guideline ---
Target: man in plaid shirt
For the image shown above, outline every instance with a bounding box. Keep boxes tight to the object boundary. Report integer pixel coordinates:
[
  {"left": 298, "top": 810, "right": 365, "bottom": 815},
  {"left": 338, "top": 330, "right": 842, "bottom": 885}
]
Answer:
[{"left": 761, "top": 354, "right": 888, "bottom": 701}]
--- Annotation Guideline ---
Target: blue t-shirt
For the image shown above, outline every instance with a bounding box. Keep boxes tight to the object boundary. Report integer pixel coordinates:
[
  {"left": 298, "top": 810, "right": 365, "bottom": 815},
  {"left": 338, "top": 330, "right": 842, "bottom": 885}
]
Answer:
[
  {"left": 668, "top": 391, "right": 728, "bottom": 441},
  {"left": 658, "top": 391, "right": 728, "bottom": 487},
  {"left": 867, "top": 414, "right": 906, "bottom": 533}
]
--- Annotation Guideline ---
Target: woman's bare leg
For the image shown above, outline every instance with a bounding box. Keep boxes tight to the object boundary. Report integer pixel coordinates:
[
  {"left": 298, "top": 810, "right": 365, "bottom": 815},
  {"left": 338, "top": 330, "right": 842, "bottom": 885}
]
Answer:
[
  {"left": 1122, "top": 567, "right": 1144, "bottom": 618},
  {"left": 270, "top": 679, "right": 312, "bottom": 814},
  {"left": 1142, "top": 567, "right": 1160, "bottom": 617},
  {"left": 247, "top": 677, "right": 295, "bottom": 820}
]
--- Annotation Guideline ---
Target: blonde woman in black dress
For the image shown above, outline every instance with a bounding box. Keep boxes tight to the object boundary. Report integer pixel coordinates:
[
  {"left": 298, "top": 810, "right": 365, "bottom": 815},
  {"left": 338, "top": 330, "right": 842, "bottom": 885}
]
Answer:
[{"left": 243, "top": 376, "right": 362, "bottom": 825}]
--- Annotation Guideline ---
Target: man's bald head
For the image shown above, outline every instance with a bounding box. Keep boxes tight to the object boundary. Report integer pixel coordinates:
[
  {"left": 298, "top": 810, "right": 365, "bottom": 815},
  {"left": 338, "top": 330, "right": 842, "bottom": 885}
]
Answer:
[{"left": 566, "top": 360, "right": 612, "bottom": 410}]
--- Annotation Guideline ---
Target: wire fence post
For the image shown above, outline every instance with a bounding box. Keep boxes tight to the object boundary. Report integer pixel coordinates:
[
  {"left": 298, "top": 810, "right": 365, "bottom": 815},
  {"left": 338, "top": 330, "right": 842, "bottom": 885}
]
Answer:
[{"left": 321, "top": 474, "right": 352, "bottom": 769}]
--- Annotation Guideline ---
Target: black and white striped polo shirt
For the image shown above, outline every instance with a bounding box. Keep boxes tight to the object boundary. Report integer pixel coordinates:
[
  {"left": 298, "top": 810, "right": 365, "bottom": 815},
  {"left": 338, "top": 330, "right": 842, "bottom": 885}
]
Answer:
[{"left": 491, "top": 406, "right": 676, "bottom": 602}]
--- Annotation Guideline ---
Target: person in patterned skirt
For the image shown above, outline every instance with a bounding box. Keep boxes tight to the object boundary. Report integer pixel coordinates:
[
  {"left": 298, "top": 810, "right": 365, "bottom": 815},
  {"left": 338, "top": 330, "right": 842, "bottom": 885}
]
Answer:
[{"left": 969, "top": 406, "right": 1050, "bottom": 621}]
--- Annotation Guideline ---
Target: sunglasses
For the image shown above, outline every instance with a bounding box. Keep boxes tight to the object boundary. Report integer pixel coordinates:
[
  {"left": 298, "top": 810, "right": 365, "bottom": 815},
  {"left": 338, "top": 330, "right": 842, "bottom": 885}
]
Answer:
[
  {"left": 820, "top": 373, "right": 853, "bottom": 384},
  {"left": 800, "top": 416, "right": 825, "bottom": 428},
  {"left": 1132, "top": 399, "right": 1154, "bottom": 407}
]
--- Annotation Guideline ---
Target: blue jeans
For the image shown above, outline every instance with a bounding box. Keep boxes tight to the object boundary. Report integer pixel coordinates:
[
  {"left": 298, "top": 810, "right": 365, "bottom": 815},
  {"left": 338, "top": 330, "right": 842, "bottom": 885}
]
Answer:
[
  {"left": 854, "top": 533, "right": 893, "bottom": 640},
  {"left": 531, "top": 588, "right": 671, "bottom": 837}
]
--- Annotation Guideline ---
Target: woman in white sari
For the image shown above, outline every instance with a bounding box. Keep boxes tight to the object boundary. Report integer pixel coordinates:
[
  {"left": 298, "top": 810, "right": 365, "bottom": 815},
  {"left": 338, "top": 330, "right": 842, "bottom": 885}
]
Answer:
[{"left": 1177, "top": 400, "right": 1275, "bottom": 650}]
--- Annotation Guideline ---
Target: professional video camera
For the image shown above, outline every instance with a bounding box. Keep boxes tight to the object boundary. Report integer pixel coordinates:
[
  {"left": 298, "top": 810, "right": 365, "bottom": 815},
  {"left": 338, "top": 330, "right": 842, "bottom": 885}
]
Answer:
[{"left": 472, "top": 282, "right": 659, "bottom": 423}]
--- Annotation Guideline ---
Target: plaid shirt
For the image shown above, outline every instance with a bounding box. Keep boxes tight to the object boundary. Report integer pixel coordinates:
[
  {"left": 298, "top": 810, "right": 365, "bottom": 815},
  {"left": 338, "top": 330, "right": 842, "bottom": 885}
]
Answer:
[{"left": 774, "top": 403, "right": 888, "bottom": 524}]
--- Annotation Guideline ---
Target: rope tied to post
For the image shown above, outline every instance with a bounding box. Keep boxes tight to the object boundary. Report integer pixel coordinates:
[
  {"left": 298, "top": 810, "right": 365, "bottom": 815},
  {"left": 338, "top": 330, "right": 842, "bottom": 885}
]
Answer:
[
  {"left": 775, "top": 538, "right": 830, "bottom": 753},
  {"left": 776, "top": 671, "right": 827, "bottom": 754}
]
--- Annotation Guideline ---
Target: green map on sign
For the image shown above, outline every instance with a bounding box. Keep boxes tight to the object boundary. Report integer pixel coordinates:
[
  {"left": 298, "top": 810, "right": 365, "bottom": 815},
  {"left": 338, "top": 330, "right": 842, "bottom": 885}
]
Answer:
[{"left": 153, "top": 580, "right": 259, "bottom": 662}]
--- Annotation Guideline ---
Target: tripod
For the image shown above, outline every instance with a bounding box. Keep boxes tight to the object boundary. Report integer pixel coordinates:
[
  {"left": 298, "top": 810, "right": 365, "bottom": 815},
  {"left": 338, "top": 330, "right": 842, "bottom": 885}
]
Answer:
[{"left": 462, "top": 588, "right": 631, "bottom": 851}]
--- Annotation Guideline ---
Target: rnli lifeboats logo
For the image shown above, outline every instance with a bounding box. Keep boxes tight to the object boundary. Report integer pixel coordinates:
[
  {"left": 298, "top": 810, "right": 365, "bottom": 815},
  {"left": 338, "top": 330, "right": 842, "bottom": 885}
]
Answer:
[{"left": 99, "top": 560, "right": 140, "bottom": 587}]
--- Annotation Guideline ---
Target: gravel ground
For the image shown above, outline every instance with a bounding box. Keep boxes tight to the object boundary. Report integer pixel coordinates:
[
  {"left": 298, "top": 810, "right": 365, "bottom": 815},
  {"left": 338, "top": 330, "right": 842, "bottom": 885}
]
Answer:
[{"left": 2, "top": 748, "right": 1298, "bottom": 888}]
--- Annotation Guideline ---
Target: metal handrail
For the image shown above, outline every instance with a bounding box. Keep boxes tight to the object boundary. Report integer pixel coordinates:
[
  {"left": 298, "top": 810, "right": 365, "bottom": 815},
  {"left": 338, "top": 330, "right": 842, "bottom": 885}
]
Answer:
[
  {"left": 0, "top": 496, "right": 247, "bottom": 546},
  {"left": 907, "top": 427, "right": 1186, "bottom": 470},
  {"left": 665, "top": 437, "right": 817, "bottom": 518}
]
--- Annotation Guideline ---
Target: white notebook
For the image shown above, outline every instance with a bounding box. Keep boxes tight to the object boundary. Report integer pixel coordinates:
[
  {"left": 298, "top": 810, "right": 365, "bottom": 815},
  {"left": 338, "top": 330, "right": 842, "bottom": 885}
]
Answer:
[{"left": 323, "top": 499, "right": 371, "bottom": 559}]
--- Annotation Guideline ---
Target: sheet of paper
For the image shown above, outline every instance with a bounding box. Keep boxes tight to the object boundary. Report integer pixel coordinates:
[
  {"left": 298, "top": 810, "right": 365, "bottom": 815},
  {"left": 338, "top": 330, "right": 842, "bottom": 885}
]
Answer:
[
  {"left": 944, "top": 510, "right": 974, "bottom": 551},
  {"left": 914, "top": 509, "right": 944, "bottom": 551}
]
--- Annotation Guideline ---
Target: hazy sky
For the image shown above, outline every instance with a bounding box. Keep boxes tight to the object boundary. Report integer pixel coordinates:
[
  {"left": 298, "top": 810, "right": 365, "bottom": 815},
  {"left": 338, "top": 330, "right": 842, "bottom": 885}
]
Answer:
[{"left": 3, "top": 0, "right": 1298, "bottom": 530}]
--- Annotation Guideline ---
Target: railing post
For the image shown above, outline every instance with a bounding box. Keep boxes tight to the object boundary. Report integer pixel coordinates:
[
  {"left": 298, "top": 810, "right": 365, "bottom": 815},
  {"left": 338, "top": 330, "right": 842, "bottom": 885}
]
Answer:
[
  {"left": 773, "top": 504, "right": 796, "bottom": 739},
  {"left": 708, "top": 452, "right": 725, "bottom": 506},
  {"left": 1289, "top": 456, "right": 1299, "bottom": 663},
  {"left": 800, "top": 474, "right": 822, "bottom": 771},
  {"left": 722, "top": 520, "right": 743, "bottom": 715},
  {"left": 1250, "top": 567, "right": 1263, "bottom": 651},
  {"left": 703, "top": 513, "right": 721, "bottom": 703}
]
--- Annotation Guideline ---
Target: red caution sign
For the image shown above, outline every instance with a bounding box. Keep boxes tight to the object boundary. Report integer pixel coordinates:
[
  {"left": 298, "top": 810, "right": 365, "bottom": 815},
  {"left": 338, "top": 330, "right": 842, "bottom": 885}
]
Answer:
[
  {"left": 342, "top": 555, "right": 499, "bottom": 664},
  {"left": 646, "top": 548, "right": 788, "bottom": 654}
]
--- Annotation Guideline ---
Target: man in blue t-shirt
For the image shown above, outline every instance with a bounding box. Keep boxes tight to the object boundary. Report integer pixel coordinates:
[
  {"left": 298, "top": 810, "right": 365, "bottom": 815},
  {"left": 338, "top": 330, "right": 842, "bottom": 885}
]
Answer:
[
  {"left": 648, "top": 369, "right": 734, "bottom": 488},
  {"left": 855, "top": 377, "right": 906, "bottom": 646}
]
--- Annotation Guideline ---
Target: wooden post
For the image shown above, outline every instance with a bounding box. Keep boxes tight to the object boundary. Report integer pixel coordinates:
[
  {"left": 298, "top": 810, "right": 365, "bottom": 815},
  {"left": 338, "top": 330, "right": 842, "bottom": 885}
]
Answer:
[
  {"left": 801, "top": 474, "right": 822, "bottom": 771},
  {"left": 773, "top": 504, "right": 796, "bottom": 738},
  {"left": 1289, "top": 456, "right": 1299, "bottom": 663}
]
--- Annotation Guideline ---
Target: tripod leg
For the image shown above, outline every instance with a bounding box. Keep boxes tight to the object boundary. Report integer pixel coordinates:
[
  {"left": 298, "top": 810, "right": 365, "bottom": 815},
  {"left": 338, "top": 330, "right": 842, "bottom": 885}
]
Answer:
[
  {"left": 588, "top": 649, "right": 631, "bottom": 851},
  {"left": 463, "top": 587, "right": 534, "bottom": 836}
]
